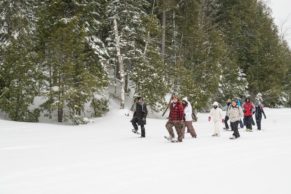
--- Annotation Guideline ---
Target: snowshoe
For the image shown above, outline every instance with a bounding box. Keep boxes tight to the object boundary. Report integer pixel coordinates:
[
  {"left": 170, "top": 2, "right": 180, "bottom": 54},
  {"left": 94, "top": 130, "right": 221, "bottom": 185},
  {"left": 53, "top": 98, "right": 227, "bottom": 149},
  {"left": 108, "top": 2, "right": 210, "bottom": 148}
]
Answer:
[
  {"left": 132, "top": 129, "right": 140, "bottom": 134},
  {"left": 164, "top": 136, "right": 177, "bottom": 143}
]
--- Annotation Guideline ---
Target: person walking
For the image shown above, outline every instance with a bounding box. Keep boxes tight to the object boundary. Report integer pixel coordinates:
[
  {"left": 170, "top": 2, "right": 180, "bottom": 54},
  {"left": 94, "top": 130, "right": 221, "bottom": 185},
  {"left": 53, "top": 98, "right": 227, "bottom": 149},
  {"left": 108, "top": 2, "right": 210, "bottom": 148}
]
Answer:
[
  {"left": 131, "top": 97, "right": 148, "bottom": 138},
  {"left": 255, "top": 93, "right": 266, "bottom": 130},
  {"left": 236, "top": 98, "right": 244, "bottom": 128},
  {"left": 228, "top": 100, "right": 243, "bottom": 139},
  {"left": 242, "top": 97, "right": 255, "bottom": 132},
  {"left": 182, "top": 97, "right": 197, "bottom": 138},
  {"left": 165, "top": 95, "right": 185, "bottom": 142},
  {"left": 224, "top": 99, "right": 231, "bottom": 130},
  {"left": 208, "top": 101, "right": 223, "bottom": 137}
]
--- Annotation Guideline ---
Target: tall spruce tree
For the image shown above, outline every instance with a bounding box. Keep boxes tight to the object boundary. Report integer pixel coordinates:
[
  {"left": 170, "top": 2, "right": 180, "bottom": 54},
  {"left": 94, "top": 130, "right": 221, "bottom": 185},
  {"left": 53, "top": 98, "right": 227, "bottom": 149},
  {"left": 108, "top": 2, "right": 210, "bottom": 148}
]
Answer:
[
  {"left": 37, "top": 0, "right": 108, "bottom": 124},
  {"left": 214, "top": 0, "right": 291, "bottom": 106},
  {"left": 164, "top": 0, "right": 224, "bottom": 109},
  {"left": 131, "top": 7, "right": 169, "bottom": 110},
  {"left": 0, "top": 0, "right": 40, "bottom": 121},
  {"left": 0, "top": 34, "right": 41, "bottom": 121},
  {"left": 246, "top": 2, "right": 289, "bottom": 105}
]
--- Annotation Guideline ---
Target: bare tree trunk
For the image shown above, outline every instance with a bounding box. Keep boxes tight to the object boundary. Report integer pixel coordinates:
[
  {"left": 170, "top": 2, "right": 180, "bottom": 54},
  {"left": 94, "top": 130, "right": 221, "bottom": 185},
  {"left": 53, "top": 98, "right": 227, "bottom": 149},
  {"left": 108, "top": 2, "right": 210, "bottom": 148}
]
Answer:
[
  {"left": 113, "top": 18, "right": 125, "bottom": 109},
  {"left": 143, "top": 0, "right": 156, "bottom": 55},
  {"left": 58, "top": 73, "right": 63, "bottom": 122},
  {"left": 172, "top": 10, "right": 177, "bottom": 66},
  {"left": 172, "top": 10, "right": 178, "bottom": 92},
  {"left": 161, "top": 8, "right": 166, "bottom": 63}
]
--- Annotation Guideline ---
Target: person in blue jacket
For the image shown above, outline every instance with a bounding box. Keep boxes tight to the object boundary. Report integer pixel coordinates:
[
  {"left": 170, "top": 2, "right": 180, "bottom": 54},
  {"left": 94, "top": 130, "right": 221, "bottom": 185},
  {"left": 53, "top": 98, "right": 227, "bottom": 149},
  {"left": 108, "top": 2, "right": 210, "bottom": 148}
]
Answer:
[{"left": 236, "top": 97, "right": 244, "bottom": 128}]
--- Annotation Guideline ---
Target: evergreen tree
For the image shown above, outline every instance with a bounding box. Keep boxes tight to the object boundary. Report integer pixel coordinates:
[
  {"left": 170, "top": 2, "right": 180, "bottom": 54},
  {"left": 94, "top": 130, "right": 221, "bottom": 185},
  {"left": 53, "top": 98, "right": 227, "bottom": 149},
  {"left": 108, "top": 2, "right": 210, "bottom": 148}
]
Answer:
[
  {"left": 214, "top": 0, "right": 291, "bottom": 106},
  {"left": 37, "top": 0, "right": 108, "bottom": 124},
  {"left": 246, "top": 2, "right": 289, "bottom": 105},
  {"left": 0, "top": 0, "right": 40, "bottom": 121},
  {"left": 0, "top": 34, "right": 41, "bottom": 121},
  {"left": 169, "top": 0, "right": 224, "bottom": 109},
  {"left": 133, "top": 1, "right": 169, "bottom": 111}
]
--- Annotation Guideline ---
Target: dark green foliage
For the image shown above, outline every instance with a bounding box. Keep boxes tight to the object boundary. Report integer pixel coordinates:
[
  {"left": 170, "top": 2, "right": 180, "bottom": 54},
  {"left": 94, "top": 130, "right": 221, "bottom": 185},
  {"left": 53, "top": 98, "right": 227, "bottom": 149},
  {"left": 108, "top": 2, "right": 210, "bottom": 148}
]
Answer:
[
  {"left": 131, "top": 47, "right": 169, "bottom": 111},
  {"left": 214, "top": 0, "right": 290, "bottom": 106},
  {"left": 0, "top": 35, "right": 41, "bottom": 121},
  {"left": 36, "top": 0, "right": 108, "bottom": 123},
  {"left": 91, "top": 98, "right": 109, "bottom": 117},
  {"left": 1, "top": 0, "right": 291, "bottom": 123}
]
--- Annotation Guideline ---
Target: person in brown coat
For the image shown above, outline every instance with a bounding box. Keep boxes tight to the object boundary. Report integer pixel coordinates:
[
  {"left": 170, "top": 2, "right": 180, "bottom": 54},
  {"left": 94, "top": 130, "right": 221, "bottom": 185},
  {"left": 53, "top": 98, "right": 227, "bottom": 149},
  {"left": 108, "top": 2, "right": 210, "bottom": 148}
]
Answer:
[{"left": 165, "top": 95, "right": 185, "bottom": 142}]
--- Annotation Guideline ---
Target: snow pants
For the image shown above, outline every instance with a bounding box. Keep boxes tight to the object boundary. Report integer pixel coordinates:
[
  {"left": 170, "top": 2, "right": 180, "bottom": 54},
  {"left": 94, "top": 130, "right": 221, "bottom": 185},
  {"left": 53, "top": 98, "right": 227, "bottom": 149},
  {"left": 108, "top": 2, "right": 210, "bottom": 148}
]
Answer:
[
  {"left": 131, "top": 118, "right": 145, "bottom": 137},
  {"left": 239, "top": 119, "right": 244, "bottom": 128},
  {"left": 230, "top": 121, "right": 240, "bottom": 138},
  {"left": 224, "top": 115, "right": 229, "bottom": 129},
  {"left": 183, "top": 121, "right": 197, "bottom": 138},
  {"left": 213, "top": 121, "right": 221, "bottom": 136},
  {"left": 255, "top": 115, "right": 262, "bottom": 130},
  {"left": 166, "top": 120, "right": 185, "bottom": 142},
  {"left": 244, "top": 116, "right": 253, "bottom": 130}
]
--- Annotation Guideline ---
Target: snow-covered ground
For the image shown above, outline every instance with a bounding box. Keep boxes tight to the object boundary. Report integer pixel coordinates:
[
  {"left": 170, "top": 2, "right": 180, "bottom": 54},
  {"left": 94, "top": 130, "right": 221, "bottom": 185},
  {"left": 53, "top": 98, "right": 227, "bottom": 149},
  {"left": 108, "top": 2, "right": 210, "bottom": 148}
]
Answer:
[{"left": 1, "top": 108, "right": 291, "bottom": 194}]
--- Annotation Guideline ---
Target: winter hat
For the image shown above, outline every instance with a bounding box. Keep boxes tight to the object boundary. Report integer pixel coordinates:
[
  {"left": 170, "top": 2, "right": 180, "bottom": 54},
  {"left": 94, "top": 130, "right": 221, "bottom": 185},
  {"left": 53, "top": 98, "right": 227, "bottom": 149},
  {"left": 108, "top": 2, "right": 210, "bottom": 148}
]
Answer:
[
  {"left": 137, "top": 97, "right": 143, "bottom": 101},
  {"left": 245, "top": 97, "right": 251, "bottom": 102},
  {"left": 213, "top": 101, "right": 219, "bottom": 106}
]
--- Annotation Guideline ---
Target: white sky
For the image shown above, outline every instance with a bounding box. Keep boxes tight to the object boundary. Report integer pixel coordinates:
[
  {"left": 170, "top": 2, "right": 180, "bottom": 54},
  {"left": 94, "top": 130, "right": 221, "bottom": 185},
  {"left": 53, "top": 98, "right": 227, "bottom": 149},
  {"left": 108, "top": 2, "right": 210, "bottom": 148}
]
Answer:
[{"left": 266, "top": 0, "right": 291, "bottom": 48}]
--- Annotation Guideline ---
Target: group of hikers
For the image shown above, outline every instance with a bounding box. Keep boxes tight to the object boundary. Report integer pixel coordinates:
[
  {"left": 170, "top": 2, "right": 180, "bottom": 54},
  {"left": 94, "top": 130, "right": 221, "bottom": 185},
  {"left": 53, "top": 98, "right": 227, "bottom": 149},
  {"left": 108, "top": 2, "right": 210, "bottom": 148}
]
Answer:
[{"left": 130, "top": 93, "right": 266, "bottom": 142}]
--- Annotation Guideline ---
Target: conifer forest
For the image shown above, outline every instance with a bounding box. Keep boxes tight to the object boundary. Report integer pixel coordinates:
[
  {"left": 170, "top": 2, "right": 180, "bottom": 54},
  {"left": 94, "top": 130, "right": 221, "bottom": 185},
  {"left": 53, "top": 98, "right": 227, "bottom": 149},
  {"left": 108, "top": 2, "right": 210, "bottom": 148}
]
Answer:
[{"left": 1, "top": 0, "right": 291, "bottom": 124}]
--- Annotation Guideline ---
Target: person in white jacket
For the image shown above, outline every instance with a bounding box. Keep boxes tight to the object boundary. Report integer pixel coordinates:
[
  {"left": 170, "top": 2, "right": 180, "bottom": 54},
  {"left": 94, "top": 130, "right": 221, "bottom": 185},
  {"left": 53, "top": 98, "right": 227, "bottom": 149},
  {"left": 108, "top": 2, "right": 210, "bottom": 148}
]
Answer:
[
  {"left": 182, "top": 97, "right": 197, "bottom": 138},
  {"left": 227, "top": 99, "right": 243, "bottom": 139},
  {"left": 208, "top": 101, "right": 223, "bottom": 137}
]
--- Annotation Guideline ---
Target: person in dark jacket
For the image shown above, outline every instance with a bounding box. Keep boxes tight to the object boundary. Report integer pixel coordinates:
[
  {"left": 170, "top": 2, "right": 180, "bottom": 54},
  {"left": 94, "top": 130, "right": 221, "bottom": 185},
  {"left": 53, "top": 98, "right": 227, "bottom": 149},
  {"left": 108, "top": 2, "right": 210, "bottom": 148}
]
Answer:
[
  {"left": 165, "top": 95, "right": 185, "bottom": 142},
  {"left": 131, "top": 97, "right": 148, "bottom": 137},
  {"left": 224, "top": 99, "right": 231, "bottom": 130},
  {"left": 236, "top": 98, "right": 244, "bottom": 129},
  {"left": 255, "top": 93, "right": 266, "bottom": 130}
]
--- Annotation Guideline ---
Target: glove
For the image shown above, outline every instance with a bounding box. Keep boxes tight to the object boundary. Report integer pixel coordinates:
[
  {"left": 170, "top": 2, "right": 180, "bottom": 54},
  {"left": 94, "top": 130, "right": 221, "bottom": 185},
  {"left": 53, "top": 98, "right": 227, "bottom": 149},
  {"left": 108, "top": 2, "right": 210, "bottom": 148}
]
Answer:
[
  {"left": 264, "top": 116, "right": 266, "bottom": 119},
  {"left": 222, "top": 119, "right": 225, "bottom": 123},
  {"left": 208, "top": 116, "right": 211, "bottom": 122}
]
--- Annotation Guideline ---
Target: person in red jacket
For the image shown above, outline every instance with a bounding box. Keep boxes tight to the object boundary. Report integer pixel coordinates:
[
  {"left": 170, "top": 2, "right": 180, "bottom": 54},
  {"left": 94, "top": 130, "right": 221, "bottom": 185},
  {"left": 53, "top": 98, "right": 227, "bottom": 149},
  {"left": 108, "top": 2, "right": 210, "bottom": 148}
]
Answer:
[
  {"left": 242, "top": 97, "right": 255, "bottom": 131},
  {"left": 165, "top": 95, "right": 185, "bottom": 142}
]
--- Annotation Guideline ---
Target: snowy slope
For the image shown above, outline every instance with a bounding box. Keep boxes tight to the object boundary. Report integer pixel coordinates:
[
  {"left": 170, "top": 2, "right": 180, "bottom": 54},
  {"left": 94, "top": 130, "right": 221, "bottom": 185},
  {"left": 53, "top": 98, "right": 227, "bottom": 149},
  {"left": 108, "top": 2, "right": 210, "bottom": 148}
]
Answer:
[{"left": 0, "top": 108, "right": 291, "bottom": 194}]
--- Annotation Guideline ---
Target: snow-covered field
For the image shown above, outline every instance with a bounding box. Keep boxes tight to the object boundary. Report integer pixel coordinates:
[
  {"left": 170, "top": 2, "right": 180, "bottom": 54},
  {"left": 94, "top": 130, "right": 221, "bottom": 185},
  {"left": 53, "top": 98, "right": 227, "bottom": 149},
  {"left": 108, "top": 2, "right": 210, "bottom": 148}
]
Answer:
[{"left": 1, "top": 108, "right": 291, "bottom": 194}]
